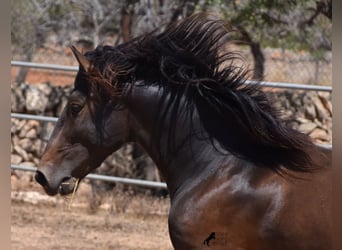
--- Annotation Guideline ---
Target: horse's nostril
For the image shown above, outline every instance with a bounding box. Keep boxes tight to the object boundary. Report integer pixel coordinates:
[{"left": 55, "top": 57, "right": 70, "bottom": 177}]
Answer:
[{"left": 35, "top": 170, "right": 48, "bottom": 187}]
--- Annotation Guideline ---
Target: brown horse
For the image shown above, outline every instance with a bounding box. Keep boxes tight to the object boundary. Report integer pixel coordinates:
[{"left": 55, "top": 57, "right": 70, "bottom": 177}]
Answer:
[{"left": 35, "top": 15, "right": 331, "bottom": 249}]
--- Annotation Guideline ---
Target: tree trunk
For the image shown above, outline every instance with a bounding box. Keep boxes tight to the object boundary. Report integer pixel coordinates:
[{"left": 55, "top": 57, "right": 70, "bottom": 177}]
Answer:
[
  {"left": 120, "top": 5, "right": 134, "bottom": 43},
  {"left": 249, "top": 41, "right": 265, "bottom": 81},
  {"left": 236, "top": 27, "right": 265, "bottom": 81}
]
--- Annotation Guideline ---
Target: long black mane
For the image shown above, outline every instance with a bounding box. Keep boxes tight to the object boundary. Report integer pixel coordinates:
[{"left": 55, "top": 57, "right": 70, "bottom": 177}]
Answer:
[{"left": 82, "top": 14, "right": 319, "bottom": 172}]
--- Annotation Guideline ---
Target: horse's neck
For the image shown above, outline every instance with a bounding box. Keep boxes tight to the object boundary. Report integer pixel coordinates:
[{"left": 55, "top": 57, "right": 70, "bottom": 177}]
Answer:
[{"left": 126, "top": 85, "right": 232, "bottom": 196}]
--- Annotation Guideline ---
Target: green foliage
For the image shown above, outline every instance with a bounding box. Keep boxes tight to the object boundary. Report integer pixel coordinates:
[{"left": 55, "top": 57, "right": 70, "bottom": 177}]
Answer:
[
  {"left": 11, "top": 0, "right": 331, "bottom": 60},
  {"left": 196, "top": 0, "right": 331, "bottom": 55}
]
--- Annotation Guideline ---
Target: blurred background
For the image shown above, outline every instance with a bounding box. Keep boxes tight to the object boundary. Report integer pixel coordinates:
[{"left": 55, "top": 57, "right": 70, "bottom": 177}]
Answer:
[
  {"left": 10, "top": 1, "right": 332, "bottom": 249},
  {"left": 11, "top": 0, "right": 331, "bottom": 85}
]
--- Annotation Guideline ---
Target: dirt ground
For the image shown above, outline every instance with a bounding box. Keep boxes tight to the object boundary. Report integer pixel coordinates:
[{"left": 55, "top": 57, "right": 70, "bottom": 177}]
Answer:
[{"left": 11, "top": 180, "right": 174, "bottom": 250}]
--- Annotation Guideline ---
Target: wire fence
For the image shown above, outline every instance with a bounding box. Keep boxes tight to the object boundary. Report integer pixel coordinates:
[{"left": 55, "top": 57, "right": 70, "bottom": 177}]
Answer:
[
  {"left": 11, "top": 45, "right": 332, "bottom": 87},
  {"left": 13, "top": 53, "right": 332, "bottom": 86},
  {"left": 261, "top": 48, "right": 331, "bottom": 86}
]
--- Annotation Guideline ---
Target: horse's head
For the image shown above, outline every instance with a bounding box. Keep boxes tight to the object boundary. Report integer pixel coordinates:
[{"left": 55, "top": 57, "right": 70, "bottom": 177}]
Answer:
[{"left": 35, "top": 46, "right": 130, "bottom": 196}]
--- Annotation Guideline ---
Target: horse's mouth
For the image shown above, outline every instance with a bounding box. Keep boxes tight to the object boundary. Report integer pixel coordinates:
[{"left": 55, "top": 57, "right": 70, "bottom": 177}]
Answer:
[
  {"left": 35, "top": 167, "right": 88, "bottom": 196},
  {"left": 58, "top": 177, "right": 80, "bottom": 196}
]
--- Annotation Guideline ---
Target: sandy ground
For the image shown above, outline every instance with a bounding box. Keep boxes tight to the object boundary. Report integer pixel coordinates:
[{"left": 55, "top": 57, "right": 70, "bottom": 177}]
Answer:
[{"left": 11, "top": 180, "right": 173, "bottom": 250}]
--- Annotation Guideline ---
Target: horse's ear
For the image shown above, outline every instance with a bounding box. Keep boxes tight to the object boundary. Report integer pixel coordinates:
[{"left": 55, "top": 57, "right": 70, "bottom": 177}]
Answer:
[{"left": 70, "top": 45, "right": 90, "bottom": 72}]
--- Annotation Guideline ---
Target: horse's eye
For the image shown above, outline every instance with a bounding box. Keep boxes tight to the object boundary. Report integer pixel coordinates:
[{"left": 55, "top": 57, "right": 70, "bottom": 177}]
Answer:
[{"left": 69, "top": 103, "right": 82, "bottom": 115}]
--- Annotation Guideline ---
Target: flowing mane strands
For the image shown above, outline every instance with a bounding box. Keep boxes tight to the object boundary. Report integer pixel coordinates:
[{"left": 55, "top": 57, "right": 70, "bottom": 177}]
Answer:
[
  {"left": 84, "top": 14, "right": 245, "bottom": 92},
  {"left": 83, "top": 14, "right": 320, "bottom": 172}
]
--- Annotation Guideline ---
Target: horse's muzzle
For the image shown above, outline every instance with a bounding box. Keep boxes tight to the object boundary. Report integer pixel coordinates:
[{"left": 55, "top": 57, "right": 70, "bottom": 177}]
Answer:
[{"left": 35, "top": 170, "right": 76, "bottom": 196}]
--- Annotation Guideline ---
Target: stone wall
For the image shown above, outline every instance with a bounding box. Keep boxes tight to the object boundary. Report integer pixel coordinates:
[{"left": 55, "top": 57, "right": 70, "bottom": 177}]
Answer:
[
  {"left": 11, "top": 82, "right": 332, "bottom": 194},
  {"left": 271, "top": 90, "right": 332, "bottom": 144}
]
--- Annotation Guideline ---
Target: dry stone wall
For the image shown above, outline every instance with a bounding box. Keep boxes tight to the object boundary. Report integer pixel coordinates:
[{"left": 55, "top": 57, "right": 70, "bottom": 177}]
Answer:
[{"left": 271, "top": 90, "right": 332, "bottom": 144}]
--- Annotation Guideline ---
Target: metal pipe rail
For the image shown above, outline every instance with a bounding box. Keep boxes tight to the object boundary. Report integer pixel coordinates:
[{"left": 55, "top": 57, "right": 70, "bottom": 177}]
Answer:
[
  {"left": 11, "top": 164, "right": 167, "bottom": 189},
  {"left": 11, "top": 113, "right": 58, "bottom": 122},
  {"left": 245, "top": 80, "right": 332, "bottom": 92},
  {"left": 11, "top": 61, "right": 332, "bottom": 92},
  {"left": 317, "top": 144, "right": 332, "bottom": 150},
  {"left": 11, "top": 61, "right": 78, "bottom": 72}
]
